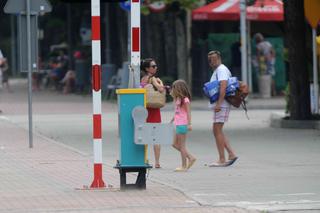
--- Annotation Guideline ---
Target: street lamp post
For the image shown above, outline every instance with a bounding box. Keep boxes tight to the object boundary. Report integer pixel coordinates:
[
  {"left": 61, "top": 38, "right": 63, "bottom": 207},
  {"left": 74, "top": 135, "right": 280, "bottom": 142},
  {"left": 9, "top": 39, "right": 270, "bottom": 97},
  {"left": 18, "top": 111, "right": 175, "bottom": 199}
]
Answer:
[{"left": 240, "top": 0, "right": 247, "bottom": 85}]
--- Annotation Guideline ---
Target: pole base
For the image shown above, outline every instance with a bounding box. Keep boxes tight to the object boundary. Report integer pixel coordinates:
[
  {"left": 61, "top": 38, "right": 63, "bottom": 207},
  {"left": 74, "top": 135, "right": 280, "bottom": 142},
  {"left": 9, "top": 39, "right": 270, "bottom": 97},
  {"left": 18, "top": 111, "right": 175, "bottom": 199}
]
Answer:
[
  {"left": 90, "top": 178, "right": 106, "bottom": 188},
  {"left": 90, "top": 163, "right": 106, "bottom": 188}
]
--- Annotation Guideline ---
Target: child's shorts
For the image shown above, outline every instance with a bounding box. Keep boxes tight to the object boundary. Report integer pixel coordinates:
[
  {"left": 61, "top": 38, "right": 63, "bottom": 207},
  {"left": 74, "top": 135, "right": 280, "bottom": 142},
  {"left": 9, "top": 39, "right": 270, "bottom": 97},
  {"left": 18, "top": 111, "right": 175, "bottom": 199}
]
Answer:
[{"left": 176, "top": 125, "right": 188, "bottom": 134}]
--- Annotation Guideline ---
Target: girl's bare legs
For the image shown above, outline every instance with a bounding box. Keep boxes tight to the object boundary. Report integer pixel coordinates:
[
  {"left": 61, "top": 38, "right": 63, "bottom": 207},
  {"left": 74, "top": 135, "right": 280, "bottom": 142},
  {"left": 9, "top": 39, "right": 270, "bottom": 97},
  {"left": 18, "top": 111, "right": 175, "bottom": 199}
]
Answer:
[
  {"left": 172, "top": 134, "right": 180, "bottom": 151},
  {"left": 177, "top": 134, "right": 196, "bottom": 169},
  {"left": 177, "top": 134, "right": 187, "bottom": 168},
  {"left": 153, "top": 144, "right": 161, "bottom": 168}
]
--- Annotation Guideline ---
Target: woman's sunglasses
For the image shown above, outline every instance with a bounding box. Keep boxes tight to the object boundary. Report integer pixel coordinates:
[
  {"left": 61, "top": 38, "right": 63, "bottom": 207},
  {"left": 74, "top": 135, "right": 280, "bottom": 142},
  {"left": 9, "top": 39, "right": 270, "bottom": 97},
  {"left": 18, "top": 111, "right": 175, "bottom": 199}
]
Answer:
[{"left": 150, "top": 65, "right": 157, "bottom": 68}]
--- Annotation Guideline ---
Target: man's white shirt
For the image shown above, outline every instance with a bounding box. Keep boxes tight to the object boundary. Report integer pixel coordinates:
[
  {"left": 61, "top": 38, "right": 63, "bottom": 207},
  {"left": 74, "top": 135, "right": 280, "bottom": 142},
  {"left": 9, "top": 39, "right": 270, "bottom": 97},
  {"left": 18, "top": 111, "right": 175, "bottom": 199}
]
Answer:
[{"left": 209, "top": 64, "right": 231, "bottom": 108}]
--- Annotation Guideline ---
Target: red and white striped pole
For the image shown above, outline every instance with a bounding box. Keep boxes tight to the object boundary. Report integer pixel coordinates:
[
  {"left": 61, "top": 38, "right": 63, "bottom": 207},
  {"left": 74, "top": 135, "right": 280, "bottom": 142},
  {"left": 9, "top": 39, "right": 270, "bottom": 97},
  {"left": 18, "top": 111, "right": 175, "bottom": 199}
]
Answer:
[
  {"left": 90, "top": 0, "right": 105, "bottom": 188},
  {"left": 131, "top": 0, "right": 140, "bottom": 88}
]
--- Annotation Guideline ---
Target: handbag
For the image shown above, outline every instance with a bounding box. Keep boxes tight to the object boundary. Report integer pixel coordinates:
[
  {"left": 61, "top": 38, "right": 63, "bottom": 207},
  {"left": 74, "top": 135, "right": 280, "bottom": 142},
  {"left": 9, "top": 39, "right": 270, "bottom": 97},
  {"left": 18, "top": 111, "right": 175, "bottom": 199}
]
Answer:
[
  {"left": 145, "top": 83, "right": 166, "bottom": 108},
  {"left": 225, "top": 81, "right": 249, "bottom": 108}
]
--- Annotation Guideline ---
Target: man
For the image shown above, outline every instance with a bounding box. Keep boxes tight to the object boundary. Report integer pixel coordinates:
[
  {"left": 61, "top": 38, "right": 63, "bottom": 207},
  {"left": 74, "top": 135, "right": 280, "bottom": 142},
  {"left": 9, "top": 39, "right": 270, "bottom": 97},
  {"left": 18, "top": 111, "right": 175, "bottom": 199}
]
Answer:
[
  {"left": 254, "top": 33, "right": 276, "bottom": 96},
  {"left": 207, "top": 51, "right": 238, "bottom": 167}
]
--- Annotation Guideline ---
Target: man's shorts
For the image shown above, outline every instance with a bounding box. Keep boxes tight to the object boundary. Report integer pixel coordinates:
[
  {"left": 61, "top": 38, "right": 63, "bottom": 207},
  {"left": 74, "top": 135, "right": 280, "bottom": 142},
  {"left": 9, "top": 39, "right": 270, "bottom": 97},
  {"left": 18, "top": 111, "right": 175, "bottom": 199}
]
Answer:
[
  {"left": 176, "top": 125, "right": 188, "bottom": 134},
  {"left": 213, "top": 107, "right": 230, "bottom": 123}
]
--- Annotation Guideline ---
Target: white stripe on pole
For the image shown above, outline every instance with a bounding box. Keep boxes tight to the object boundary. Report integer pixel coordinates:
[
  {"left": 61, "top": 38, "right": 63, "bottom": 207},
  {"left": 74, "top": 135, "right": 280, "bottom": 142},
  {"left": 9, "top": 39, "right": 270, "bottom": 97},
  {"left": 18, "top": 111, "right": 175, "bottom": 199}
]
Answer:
[
  {"left": 94, "top": 139, "right": 103, "bottom": 163},
  {"left": 93, "top": 91, "right": 102, "bottom": 114},
  {"left": 131, "top": 3, "right": 140, "bottom": 27},
  {"left": 92, "top": 41, "right": 101, "bottom": 65},
  {"left": 91, "top": 0, "right": 100, "bottom": 15}
]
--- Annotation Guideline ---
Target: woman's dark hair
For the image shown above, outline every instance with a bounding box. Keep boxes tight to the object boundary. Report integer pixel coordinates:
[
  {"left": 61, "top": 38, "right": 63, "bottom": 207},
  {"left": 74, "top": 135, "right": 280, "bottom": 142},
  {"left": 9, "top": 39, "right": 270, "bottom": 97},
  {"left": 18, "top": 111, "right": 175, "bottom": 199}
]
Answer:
[{"left": 140, "top": 58, "right": 155, "bottom": 79}]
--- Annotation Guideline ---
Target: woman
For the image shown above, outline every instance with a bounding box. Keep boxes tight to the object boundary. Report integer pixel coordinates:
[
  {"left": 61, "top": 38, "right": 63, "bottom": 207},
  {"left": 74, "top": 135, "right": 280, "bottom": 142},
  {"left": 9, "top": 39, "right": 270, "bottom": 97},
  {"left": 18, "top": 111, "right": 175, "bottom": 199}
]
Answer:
[{"left": 140, "top": 58, "right": 165, "bottom": 168}]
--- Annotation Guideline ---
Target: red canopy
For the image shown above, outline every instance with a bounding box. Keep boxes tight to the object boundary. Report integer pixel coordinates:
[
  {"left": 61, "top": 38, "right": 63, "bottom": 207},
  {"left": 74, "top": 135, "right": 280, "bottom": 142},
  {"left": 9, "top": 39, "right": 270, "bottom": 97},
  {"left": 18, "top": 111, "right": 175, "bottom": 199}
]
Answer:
[{"left": 192, "top": 0, "right": 283, "bottom": 22}]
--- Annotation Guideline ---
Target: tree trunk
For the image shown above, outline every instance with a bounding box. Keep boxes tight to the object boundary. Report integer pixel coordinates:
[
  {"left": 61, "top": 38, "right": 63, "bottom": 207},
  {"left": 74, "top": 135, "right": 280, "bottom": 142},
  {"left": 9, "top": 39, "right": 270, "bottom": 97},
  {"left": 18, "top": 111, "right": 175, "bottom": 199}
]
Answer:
[
  {"left": 163, "top": 11, "right": 177, "bottom": 78},
  {"left": 176, "top": 14, "right": 187, "bottom": 80},
  {"left": 284, "top": 0, "right": 311, "bottom": 120}
]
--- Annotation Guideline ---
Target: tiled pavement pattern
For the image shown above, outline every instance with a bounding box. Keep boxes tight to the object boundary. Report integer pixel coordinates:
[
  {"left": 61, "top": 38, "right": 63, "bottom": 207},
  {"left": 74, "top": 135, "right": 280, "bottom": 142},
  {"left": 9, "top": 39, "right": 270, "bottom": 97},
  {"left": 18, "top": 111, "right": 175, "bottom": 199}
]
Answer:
[{"left": 0, "top": 118, "right": 257, "bottom": 213}]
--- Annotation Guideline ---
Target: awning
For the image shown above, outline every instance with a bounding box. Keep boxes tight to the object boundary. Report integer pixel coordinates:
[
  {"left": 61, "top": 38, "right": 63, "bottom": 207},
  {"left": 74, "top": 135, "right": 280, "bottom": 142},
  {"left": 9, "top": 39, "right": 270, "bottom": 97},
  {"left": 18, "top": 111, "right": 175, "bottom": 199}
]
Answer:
[{"left": 192, "top": 0, "right": 284, "bottom": 22}]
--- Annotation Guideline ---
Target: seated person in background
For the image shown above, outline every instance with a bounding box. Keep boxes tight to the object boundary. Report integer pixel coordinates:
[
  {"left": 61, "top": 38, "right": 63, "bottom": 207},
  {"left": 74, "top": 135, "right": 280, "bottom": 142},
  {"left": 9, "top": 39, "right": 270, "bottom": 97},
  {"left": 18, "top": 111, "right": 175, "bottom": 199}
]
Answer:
[
  {"left": 61, "top": 69, "right": 76, "bottom": 94},
  {"left": 48, "top": 61, "right": 66, "bottom": 90}
]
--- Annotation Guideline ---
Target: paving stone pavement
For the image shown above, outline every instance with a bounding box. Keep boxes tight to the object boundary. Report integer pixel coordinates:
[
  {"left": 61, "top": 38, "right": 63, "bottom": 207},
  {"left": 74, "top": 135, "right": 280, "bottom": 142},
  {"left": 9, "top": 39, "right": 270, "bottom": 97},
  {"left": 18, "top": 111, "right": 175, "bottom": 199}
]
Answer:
[
  {"left": 1, "top": 79, "right": 319, "bottom": 213},
  {"left": 0, "top": 111, "right": 257, "bottom": 213}
]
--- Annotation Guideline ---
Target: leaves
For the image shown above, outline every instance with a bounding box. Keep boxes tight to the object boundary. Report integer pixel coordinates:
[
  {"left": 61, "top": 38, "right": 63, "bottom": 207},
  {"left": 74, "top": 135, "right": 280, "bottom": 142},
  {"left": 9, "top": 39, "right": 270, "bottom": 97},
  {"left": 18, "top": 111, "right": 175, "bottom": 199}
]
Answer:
[{"left": 143, "top": 0, "right": 206, "bottom": 14}]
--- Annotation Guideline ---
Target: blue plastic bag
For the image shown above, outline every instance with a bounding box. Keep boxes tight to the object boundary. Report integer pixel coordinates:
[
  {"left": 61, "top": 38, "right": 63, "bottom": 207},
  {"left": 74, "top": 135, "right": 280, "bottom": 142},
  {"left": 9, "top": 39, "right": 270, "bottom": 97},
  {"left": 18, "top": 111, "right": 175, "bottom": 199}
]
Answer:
[
  {"left": 203, "top": 80, "right": 220, "bottom": 104},
  {"left": 203, "top": 77, "right": 239, "bottom": 104}
]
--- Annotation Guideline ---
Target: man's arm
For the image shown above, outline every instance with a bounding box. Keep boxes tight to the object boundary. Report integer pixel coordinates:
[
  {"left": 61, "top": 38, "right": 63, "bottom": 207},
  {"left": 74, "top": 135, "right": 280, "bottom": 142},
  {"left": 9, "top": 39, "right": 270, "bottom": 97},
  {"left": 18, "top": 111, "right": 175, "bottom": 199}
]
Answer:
[{"left": 215, "top": 80, "right": 227, "bottom": 112}]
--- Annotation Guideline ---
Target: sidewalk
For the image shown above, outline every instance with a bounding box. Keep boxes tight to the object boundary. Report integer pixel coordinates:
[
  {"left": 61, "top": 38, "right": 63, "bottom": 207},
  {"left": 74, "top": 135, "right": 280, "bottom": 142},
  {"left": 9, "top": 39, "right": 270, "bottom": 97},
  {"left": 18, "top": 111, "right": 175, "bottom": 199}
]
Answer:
[
  {"left": 1, "top": 78, "right": 319, "bottom": 213},
  {"left": 0, "top": 79, "right": 258, "bottom": 212}
]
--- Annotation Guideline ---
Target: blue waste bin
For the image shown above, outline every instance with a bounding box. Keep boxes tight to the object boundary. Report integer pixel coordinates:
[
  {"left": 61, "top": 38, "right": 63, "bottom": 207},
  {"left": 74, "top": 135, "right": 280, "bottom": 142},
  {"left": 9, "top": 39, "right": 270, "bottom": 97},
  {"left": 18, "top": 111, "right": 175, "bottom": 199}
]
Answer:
[{"left": 115, "top": 88, "right": 151, "bottom": 189}]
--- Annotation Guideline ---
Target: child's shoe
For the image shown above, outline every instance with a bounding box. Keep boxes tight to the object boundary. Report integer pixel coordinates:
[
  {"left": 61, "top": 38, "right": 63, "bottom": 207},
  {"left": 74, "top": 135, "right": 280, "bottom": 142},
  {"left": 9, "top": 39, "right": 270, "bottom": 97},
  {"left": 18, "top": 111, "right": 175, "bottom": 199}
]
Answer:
[
  {"left": 187, "top": 158, "right": 196, "bottom": 169},
  {"left": 174, "top": 167, "right": 187, "bottom": 172}
]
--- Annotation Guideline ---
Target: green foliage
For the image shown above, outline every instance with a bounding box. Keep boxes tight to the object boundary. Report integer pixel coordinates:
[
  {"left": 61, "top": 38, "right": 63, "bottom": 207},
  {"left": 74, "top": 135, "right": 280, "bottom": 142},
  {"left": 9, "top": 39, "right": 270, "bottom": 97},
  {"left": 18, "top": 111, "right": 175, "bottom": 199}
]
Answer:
[
  {"left": 144, "top": 0, "right": 205, "bottom": 13},
  {"left": 141, "top": 5, "right": 151, "bottom": 15}
]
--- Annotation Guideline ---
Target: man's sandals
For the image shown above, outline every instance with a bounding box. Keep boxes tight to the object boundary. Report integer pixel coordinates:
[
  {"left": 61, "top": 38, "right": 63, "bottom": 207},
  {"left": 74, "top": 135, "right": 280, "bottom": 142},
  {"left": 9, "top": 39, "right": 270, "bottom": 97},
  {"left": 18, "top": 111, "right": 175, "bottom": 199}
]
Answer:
[{"left": 208, "top": 157, "right": 238, "bottom": 167}]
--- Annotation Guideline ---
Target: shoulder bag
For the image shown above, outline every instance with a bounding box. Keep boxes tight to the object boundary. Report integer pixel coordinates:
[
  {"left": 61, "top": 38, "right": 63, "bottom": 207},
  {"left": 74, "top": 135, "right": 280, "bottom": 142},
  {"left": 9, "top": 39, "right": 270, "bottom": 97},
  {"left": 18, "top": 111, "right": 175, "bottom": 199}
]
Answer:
[{"left": 145, "top": 77, "right": 166, "bottom": 108}]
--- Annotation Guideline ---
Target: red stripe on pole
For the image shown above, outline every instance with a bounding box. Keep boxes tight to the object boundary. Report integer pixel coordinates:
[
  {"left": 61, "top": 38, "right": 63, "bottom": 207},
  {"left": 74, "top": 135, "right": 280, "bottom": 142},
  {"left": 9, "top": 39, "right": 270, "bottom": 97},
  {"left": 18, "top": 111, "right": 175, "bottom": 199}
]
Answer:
[
  {"left": 132, "top": 27, "right": 140, "bottom": 52},
  {"left": 90, "top": 163, "right": 105, "bottom": 188},
  {"left": 91, "top": 16, "right": 100, "bottom": 40},
  {"left": 93, "top": 114, "right": 101, "bottom": 139},
  {"left": 92, "top": 64, "right": 101, "bottom": 91},
  {"left": 132, "top": 0, "right": 139, "bottom": 2}
]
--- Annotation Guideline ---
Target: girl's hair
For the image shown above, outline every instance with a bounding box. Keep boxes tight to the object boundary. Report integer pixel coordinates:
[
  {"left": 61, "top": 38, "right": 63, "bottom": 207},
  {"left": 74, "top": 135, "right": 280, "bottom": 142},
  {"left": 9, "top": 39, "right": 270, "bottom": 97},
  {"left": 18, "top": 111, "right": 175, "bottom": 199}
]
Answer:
[
  {"left": 171, "top": 79, "right": 191, "bottom": 103},
  {"left": 140, "top": 58, "right": 155, "bottom": 79}
]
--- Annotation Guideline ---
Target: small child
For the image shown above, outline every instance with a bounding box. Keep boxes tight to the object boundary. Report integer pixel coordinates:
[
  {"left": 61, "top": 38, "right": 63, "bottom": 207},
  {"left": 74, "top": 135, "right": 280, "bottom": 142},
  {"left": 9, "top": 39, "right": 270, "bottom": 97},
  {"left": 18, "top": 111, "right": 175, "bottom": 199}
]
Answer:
[{"left": 170, "top": 80, "right": 196, "bottom": 172}]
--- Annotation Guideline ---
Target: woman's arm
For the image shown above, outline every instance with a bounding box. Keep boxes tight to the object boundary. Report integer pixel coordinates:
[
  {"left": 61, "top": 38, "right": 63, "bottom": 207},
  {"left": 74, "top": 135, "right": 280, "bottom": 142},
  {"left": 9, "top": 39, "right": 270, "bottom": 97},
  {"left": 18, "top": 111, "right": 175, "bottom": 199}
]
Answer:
[
  {"left": 141, "top": 75, "right": 149, "bottom": 84},
  {"left": 151, "top": 77, "right": 164, "bottom": 92}
]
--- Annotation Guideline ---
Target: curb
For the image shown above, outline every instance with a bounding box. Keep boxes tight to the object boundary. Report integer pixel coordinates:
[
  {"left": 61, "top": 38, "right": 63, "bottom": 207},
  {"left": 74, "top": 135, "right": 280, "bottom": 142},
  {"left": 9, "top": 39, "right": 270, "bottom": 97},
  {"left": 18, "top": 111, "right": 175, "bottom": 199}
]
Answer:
[{"left": 270, "top": 112, "right": 320, "bottom": 130}]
